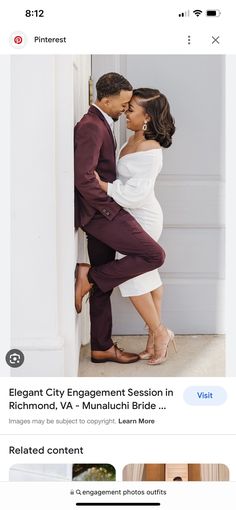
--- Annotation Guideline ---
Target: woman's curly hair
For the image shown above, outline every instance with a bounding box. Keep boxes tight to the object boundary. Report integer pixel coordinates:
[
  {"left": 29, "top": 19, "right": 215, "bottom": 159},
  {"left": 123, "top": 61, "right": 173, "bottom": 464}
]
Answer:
[{"left": 133, "top": 88, "right": 176, "bottom": 148}]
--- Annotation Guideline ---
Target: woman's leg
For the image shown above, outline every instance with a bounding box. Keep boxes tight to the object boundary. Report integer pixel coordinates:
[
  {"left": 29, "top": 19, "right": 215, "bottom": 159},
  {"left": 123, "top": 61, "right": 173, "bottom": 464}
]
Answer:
[
  {"left": 130, "top": 292, "right": 160, "bottom": 343},
  {"left": 149, "top": 285, "right": 177, "bottom": 362},
  {"left": 151, "top": 285, "right": 164, "bottom": 319},
  {"left": 130, "top": 292, "right": 171, "bottom": 363},
  {"left": 141, "top": 286, "right": 164, "bottom": 357},
  {"left": 130, "top": 287, "right": 164, "bottom": 359},
  {"left": 129, "top": 292, "right": 156, "bottom": 359}
]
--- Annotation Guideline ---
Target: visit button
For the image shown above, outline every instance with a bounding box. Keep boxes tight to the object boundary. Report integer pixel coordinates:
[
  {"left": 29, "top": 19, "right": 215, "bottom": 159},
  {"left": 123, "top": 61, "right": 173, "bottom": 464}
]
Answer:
[{"left": 184, "top": 386, "right": 227, "bottom": 405}]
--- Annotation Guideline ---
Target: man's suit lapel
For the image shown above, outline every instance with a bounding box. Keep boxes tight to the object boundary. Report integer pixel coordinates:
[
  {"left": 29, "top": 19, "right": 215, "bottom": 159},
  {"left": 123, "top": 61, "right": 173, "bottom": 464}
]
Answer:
[{"left": 89, "top": 105, "right": 116, "bottom": 152}]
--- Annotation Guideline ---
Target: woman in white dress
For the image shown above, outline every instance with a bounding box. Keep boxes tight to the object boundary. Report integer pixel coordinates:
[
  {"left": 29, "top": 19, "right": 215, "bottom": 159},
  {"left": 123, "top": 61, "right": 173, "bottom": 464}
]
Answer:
[{"left": 95, "top": 88, "right": 176, "bottom": 365}]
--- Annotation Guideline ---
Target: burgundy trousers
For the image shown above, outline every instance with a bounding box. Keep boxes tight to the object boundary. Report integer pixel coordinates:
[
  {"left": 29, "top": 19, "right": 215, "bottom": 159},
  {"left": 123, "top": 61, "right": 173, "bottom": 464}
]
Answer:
[{"left": 83, "top": 209, "right": 165, "bottom": 351}]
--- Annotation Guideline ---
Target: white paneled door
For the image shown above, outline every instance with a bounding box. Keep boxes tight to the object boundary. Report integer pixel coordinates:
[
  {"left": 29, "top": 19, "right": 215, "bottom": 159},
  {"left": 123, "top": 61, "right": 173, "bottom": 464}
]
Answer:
[{"left": 92, "top": 55, "right": 225, "bottom": 334}]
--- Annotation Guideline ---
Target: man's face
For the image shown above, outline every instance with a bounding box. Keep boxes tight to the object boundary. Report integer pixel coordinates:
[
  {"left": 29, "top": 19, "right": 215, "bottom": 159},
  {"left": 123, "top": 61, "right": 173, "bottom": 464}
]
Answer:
[{"left": 105, "top": 90, "right": 133, "bottom": 121}]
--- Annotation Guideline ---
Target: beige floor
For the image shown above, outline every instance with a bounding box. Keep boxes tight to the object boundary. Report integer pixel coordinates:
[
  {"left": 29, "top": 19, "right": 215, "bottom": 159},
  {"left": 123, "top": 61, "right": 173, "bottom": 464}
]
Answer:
[{"left": 79, "top": 335, "right": 225, "bottom": 377}]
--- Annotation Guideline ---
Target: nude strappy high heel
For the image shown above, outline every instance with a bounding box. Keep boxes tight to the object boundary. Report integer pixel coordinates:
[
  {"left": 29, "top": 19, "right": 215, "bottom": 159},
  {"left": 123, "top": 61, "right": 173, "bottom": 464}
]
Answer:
[
  {"left": 147, "top": 326, "right": 177, "bottom": 365},
  {"left": 139, "top": 328, "right": 176, "bottom": 361},
  {"left": 139, "top": 331, "right": 154, "bottom": 360}
]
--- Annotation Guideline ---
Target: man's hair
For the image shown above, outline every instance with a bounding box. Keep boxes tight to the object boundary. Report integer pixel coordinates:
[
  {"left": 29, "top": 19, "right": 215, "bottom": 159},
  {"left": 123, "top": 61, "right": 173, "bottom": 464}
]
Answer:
[{"left": 96, "top": 72, "right": 132, "bottom": 100}]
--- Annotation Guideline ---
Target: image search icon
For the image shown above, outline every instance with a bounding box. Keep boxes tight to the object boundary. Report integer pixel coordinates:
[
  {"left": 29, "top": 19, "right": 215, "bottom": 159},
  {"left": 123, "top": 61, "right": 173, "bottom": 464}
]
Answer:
[{"left": 6, "top": 349, "right": 25, "bottom": 368}]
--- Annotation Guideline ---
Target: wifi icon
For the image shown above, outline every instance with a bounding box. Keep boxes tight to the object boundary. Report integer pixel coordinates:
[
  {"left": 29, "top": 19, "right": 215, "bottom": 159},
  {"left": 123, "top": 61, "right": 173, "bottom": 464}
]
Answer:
[{"left": 193, "top": 9, "right": 203, "bottom": 16}]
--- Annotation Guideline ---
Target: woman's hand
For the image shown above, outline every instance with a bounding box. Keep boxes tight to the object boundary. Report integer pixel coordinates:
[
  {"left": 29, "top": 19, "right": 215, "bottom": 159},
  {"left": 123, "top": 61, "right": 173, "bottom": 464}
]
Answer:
[{"left": 94, "top": 171, "right": 108, "bottom": 192}]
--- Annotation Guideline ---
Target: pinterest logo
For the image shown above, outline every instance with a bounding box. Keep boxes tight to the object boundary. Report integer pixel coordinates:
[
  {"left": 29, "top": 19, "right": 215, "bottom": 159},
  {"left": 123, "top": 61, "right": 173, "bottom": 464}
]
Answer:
[
  {"left": 14, "top": 35, "right": 23, "bottom": 45},
  {"left": 10, "top": 32, "right": 27, "bottom": 48}
]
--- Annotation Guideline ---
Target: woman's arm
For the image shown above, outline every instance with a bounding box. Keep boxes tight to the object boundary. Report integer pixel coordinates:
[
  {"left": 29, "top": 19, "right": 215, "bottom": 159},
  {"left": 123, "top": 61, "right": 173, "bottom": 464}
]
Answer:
[
  {"left": 106, "top": 177, "right": 153, "bottom": 209},
  {"left": 94, "top": 170, "right": 153, "bottom": 208}
]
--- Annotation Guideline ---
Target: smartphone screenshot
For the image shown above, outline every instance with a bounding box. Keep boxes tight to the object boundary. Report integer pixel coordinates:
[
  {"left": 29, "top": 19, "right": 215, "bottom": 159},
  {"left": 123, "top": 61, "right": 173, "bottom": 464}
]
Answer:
[{"left": 0, "top": 1, "right": 236, "bottom": 508}]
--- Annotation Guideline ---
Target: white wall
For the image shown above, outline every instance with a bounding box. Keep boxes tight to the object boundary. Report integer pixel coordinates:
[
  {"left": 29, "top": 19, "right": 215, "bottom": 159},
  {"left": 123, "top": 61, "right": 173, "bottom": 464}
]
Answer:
[{"left": 10, "top": 56, "right": 76, "bottom": 376}]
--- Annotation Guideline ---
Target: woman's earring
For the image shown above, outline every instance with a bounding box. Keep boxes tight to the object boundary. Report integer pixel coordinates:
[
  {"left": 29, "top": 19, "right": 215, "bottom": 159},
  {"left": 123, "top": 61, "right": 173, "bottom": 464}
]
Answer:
[{"left": 143, "top": 120, "right": 148, "bottom": 131}]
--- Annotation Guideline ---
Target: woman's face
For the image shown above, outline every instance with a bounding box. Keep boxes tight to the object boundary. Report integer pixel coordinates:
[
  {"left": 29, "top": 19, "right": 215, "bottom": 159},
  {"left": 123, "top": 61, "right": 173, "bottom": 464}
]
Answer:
[{"left": 125, "top": 96, "right": 150, "bottom": 132}]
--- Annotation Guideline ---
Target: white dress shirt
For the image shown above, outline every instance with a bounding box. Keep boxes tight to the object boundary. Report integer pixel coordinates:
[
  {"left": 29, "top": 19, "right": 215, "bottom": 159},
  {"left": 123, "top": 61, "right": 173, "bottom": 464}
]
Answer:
[{"left": 92, "top": 103, "right": 114, "bottom": 130}]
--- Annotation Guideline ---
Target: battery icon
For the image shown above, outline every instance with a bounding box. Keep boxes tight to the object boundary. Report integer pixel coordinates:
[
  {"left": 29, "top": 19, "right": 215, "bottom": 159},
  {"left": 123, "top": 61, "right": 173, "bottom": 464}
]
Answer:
[{"left": 206, "top": 10, "right": 221, "bottom": 16}]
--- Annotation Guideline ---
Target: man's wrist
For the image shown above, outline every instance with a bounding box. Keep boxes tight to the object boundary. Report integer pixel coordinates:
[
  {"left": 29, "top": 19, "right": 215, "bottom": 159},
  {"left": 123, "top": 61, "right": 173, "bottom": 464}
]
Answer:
[{"left": 102, "top": 181, "right": 108, "bottom": 192}]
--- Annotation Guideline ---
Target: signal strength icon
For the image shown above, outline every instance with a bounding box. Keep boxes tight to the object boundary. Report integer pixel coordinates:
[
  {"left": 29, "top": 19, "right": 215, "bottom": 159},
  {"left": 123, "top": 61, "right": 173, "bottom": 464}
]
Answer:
[
  {"left": 178, "top": 10, "right": 190, "bottom": 17},
  {"left": 193, "top": 9, "right": 203, "bottom": 16}
]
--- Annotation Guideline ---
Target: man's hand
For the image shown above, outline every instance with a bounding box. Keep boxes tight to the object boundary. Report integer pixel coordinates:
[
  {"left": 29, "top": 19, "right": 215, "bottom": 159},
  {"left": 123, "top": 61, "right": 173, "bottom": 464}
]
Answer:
[{"left": 94, "top": 171, "right": 108, "bottom": 192}]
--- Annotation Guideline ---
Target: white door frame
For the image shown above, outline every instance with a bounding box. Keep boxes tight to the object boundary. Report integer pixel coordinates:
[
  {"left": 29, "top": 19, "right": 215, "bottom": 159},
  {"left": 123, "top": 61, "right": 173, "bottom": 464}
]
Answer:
[{"left": 10, "top": 55, "right": 91, "bottom": 376}]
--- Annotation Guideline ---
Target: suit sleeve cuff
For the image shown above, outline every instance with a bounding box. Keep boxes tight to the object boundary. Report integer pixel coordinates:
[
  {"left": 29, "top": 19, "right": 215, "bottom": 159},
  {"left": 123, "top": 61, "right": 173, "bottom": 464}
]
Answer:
[{"left": 107, "top": 182, "right": 113, "bottom": 197}]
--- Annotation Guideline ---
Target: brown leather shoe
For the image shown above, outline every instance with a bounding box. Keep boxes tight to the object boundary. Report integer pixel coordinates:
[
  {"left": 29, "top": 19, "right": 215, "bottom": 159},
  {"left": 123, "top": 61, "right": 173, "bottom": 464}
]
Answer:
[
  {"left": 75, "top": 263, "right": 93, "bottom": 313},
  {"left": 91, "top": 344, "right": 139, "bottom": 364}
]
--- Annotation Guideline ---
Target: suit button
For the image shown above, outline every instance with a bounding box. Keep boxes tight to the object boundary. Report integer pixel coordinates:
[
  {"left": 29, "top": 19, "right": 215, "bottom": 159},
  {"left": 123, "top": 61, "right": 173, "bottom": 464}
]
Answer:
[
  {"left": 102, "top": 209, "right": 107, "bottom": 213},
  {"left": 106, "top": 212, "right": 110, "bottom": 216}
]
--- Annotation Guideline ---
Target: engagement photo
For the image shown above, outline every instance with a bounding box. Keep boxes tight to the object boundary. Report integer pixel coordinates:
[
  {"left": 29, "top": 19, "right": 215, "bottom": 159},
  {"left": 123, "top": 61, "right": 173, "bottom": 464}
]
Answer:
[{"left": 7, "top": 54, "right": 225, "bottom": 376}]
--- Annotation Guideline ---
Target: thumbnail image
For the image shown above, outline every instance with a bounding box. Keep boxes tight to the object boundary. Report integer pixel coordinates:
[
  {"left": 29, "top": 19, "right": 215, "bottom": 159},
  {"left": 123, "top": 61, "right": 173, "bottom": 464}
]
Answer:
[
  {"left": 123, "top": 463, "right": 229, "bottom": 481},
  {"left": 9, "top": 463, "right": 116, "bottom": 481},
  {"left": 73, "top": 464, "right": 115, "bottom": 481}
]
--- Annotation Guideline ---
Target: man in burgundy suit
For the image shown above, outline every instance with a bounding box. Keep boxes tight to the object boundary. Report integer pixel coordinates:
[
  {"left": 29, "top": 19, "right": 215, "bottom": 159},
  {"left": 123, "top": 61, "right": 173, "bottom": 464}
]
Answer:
[{"left": 74, "top": 72, "right": 165, "bottom": 364}]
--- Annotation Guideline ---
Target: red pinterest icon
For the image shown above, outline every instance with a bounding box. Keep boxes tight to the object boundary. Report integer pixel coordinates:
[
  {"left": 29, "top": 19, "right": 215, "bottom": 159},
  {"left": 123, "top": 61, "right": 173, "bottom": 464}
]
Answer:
[{"left": 14, "top": 35, "right": 23, "bottom": 44}]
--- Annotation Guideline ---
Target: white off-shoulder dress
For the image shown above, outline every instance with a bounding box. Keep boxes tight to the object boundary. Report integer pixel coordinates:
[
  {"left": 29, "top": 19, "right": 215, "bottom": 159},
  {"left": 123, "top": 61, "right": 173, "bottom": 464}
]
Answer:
[{"left": 107, "top": 147, "right": 163, "bottom": 297}]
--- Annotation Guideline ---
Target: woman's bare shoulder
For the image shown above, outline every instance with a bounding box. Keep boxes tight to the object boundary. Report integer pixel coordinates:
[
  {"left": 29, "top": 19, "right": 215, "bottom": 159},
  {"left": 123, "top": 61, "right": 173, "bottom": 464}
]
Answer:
[{"left": 137, "top": 139, "right": 161, "bottom": 151}]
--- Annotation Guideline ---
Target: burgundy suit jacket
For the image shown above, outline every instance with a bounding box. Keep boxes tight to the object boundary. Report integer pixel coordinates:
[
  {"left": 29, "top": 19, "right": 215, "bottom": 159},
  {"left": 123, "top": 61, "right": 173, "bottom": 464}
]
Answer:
[{"left": 74, "top": 105, "right": 122, "bottom": 229}]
